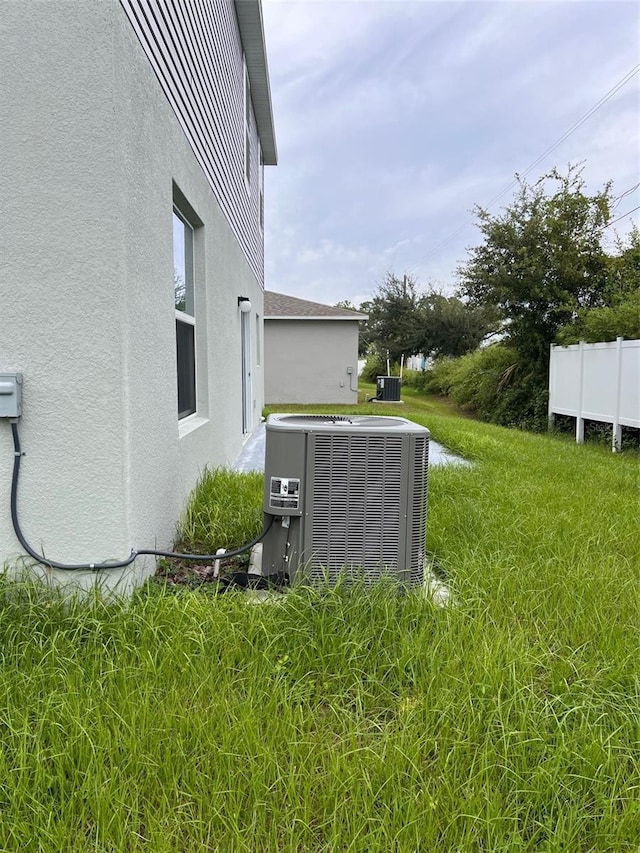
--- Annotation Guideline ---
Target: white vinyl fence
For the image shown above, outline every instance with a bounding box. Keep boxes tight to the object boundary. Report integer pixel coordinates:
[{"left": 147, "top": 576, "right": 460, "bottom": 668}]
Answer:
[{"left": 548, "top": 337, "right": 640, "bottom": 451}]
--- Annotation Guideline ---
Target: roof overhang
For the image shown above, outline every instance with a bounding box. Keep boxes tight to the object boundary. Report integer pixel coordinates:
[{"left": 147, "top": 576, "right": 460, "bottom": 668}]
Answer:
[
  {"left": 265, "top": 315, "right": 369, "bottom": 321},
  {"left": 234, "top": 0, "right": 277, "bottom": 165}
]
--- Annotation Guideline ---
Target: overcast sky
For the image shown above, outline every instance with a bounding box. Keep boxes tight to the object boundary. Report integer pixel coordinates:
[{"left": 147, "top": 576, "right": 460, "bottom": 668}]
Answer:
[{"left": 261, "top": 0, "right": 640, "bottom": 308}]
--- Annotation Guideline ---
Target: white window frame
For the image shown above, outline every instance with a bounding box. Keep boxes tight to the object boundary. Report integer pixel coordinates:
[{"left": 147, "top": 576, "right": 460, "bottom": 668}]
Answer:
[{"left": 173, "top": 207, "right": 197, "bottom": 420}]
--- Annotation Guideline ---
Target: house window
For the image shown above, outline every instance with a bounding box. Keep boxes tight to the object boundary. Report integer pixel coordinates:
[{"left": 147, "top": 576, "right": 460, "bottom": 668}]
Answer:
[
  {"left": 173, "top": 208, "right": 196, "bottom": 419},
  {"left": 244, "top": 59, "right": 251, "bottom": 189}
]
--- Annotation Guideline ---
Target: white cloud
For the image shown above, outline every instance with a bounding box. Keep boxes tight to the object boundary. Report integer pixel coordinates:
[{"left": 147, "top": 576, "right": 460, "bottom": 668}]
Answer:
[{"left": 263, "top": 0, "right": 640, "bottom": 306}]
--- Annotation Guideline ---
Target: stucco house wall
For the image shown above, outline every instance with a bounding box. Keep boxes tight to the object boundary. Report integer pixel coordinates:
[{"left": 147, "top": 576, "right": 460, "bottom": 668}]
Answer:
[
  {"left": 0, "top": 1, "right": 275, "bottom": 591},
  {"left": 264, "top": 293, "right": 366, "bottom": 405}
]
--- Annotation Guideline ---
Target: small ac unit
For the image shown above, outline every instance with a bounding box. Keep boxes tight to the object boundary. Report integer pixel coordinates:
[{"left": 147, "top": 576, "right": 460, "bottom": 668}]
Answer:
[
  {"left": 376, "top": 375, "right": 401, "bottom": 401},
  {"left": 261, "top": 414, "right": 429, "bottom": 587}
]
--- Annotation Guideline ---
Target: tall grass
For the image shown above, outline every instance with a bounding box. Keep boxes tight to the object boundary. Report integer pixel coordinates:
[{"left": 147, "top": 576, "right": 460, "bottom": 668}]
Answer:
[
  {"left": 173, "top": 467, "right": 264, "bottom": 553},
  {"left": 1, "top": 392, "right": 638, "bottom": 851}
]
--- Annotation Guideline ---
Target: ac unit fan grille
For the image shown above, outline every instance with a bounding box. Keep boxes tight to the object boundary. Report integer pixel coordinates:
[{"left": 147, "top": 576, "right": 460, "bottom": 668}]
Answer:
[{"left": 309, "top": 434, "right": 405, "bottom": 585}]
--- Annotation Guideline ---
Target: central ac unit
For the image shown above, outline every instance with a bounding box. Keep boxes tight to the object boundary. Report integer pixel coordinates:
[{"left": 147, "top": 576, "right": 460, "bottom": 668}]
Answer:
[
  {"left": 261, "top": 414, "right": 429, "bottom": 587},
  {"left": 376, "top": 375, "right": 402, "bottom": 401}
]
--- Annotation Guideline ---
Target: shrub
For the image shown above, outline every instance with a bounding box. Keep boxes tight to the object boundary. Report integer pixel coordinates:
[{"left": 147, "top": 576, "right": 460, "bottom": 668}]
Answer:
[
  {"left": 421, "top": 356, "right": 459, "bottom": 395},
  {"left": 360, "top": 352, "right": 398, "bottom": 383},
  {"left": 556, "top": 296, "right": 640, "bottom": 345},
  {"left": 424, "top": 345, "right": 549, "bottom": 430},
  {"left": 399, "top": 368, "right": 427, "bottom": 390}
]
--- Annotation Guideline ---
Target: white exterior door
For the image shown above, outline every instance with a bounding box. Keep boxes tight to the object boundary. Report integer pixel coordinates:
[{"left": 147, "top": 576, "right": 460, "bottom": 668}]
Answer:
[{"left": 241, "top": 310, "right": 252, "bottom": 434}]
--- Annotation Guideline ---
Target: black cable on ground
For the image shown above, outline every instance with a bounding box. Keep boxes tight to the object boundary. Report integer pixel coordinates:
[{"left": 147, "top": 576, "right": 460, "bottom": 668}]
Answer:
[
  {"left": 135, "top": 517, "right": 273, "bottom": 562},
  {"left": 9, "top": 420, "right": 275, "bottom": 574}
]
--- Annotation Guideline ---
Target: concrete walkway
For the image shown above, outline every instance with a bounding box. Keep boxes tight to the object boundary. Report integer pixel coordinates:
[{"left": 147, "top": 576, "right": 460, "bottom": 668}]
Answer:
[{"left": 234, "top": 422, "right": 468, "bottom": 473}]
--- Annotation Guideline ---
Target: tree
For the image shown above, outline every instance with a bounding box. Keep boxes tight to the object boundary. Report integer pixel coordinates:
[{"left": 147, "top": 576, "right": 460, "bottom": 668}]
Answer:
[
  {"left": 556, "top": 298, "right": 640, "bottom": 344},
  {"left": 556, "top": 225, "right": 640, "bottom": 346},
  {"left": 601, "top": 225, "right": 640, "bottom": 306},
  {"left": 174, "top": 270, "right": 186, "bottom": 311},
  {"left": 457, "top": 165, "right": 612, "bottom": 367},
  {"left": 415, "top": 291, "right": 497, "bottom": 357},
  {"left": 366, "top": 273, "right": 422, "bottom": 363}
]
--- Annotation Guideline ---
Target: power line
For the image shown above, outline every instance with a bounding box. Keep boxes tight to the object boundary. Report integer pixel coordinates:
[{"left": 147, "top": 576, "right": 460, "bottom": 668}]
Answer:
[
  {"left": 610, "top": 182, "right": 640, "bottom": 215},
  {"left": 482, "top": 65, "right": 639, "bottom": 211},
  {"left": 421, "top": 64, "right": 640, "bottom": 264},
  {"left": 603, "top": 205, "right": 640, "bottom": 230},
  {"left": 613, "top": 183, "right": 640, "bottom": 202}
]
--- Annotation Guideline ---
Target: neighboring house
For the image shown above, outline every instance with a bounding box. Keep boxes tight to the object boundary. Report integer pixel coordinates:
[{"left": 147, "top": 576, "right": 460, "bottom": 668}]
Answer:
[
  {"left": 0, "top": 1, "right": 276, "bottom": 588},
  {"left": 264, "top": 292, "right": 367, "bottom": 405}
]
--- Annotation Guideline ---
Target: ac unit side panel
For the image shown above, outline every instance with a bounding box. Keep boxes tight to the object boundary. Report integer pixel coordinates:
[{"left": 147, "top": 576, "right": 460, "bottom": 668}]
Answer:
[
  {"left": 261, "top": 515, "right": 304, "bottom": 578},
  {"left": 263, "top": 428, "right": 307, "bottom": 516}
]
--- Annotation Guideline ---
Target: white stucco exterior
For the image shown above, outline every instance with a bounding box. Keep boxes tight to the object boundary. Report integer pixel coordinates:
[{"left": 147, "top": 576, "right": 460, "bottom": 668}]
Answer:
[
  {"left": 0, "top": 3, "right": 273, "bottom": 590},
  {"left": 265, "top": 320, "right": 362, "bottom": 405}
]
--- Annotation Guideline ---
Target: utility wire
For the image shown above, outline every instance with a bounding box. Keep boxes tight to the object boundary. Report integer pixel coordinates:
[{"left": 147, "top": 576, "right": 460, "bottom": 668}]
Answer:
[
  {"left": 482, "top": 65, "right": 640, "bottom": 211},
  {"left": 602, "top": 205, "right": 640, "bottom": 230},
  {"left": 610, "top": 182, "right": 640, "bottom": 215},
  {"left": 421, "top": 64, "right": 640, "bottom": 263},
  {"left": 613, "top": 182, "right": 640, "bottom": 202}
]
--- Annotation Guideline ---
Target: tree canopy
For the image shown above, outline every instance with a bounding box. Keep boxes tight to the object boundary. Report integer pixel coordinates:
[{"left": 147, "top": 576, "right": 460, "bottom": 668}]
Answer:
[
  {"left": 342, "top": 164, "right": 638, "bottom": 431},
  {"left": 415, "top": 292, "right": 497, "bottom": 358},
  {"left": 448, "top": 165, "right": 639, "bottom": 427},
  {"left": 363, "top": 274, "right": 495, "bottom": 362},
  {"left": 457, "top": 165, "right": 613, "bottom": 366},
  {"left": 556, "top": 227, "right": 640, "bottom": 343},
  {"left": 366, "top": 274, "right": 422, "bottom": 363}
]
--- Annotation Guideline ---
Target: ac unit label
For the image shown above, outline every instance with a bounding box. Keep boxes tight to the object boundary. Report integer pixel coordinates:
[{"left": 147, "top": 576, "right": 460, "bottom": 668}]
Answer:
[{"left": 269, "top": 476, "right": 300, "bottom": 510}]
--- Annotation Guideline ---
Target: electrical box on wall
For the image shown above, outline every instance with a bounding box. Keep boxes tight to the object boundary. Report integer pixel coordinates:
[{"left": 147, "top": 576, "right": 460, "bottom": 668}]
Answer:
[{"left": 0, "top": 373, "right": 23, "bottom": 418}]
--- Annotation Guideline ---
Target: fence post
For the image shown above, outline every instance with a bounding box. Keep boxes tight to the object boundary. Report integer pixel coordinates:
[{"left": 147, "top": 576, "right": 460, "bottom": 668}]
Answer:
[
  {"left": 613, "top": 336, "right": 624, "bottom": 452},
  {"left": 548, "top": 344, "right": 556, "bottom": 431},
  {"left": 576, "top": 340, "right": 585, "bottom": 444}
]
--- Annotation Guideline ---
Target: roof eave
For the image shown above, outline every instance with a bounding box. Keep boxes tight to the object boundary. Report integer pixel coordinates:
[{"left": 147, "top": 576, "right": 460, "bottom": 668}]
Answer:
[
  {"left": 265, "top": 315, "right": 369, "bottom": 321},
  {"left": 234, "top": 0, "right": 277, "bottom": 165}
]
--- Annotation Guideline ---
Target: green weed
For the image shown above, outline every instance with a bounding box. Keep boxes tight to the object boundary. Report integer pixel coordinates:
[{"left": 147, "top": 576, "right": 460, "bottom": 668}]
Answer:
[{"left": 0, "top": 393, "right": 638, "bottom": 850}]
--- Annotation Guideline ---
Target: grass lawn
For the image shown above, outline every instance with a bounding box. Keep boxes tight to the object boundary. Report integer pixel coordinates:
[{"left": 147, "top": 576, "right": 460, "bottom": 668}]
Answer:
[{"left": 1, "top": 388, "right": 638, "bottom": 851}]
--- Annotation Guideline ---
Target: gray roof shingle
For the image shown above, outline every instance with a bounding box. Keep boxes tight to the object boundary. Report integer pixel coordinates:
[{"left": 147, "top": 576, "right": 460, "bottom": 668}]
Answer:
[{"left": 264, "top": 291, "right": 367, "bottom": 320}]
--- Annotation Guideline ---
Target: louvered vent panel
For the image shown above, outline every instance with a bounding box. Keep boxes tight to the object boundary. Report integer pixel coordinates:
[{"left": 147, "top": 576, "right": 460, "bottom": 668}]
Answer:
[
  {"left": 409, "top": 436, "right": 429, "bottom": 586},
  {"left": 310, "top": 434, "right": 403, "bottom": 585}
]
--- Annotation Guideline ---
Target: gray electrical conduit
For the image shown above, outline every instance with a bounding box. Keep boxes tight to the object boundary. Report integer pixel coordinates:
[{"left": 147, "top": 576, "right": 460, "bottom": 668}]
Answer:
[{"left": 9, "top": 421, "right": 274, "bottom": 572}]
